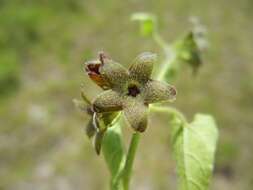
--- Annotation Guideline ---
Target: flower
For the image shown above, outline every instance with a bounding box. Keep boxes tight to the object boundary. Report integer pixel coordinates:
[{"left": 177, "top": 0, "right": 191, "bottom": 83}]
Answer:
[
  {"left": 73, "top": 92, "right": 120, "bottom": 154},
  {"left": 86, "top": 52, "right": 177, "bottom": 132}
]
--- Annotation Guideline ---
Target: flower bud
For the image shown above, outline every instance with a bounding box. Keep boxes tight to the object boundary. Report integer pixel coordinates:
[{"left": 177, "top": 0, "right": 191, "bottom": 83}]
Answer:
[{"left": 84, "top": 60, "right": 110, "bottom": 90}]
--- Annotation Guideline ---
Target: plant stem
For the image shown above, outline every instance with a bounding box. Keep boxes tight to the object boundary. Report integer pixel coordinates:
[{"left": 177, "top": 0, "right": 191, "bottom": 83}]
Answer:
[
  {"left": 152, "top": 32, "right": 176, "bottom": 81},
  {"left": 150, "top": 105, "right": 188, "bottom": 125},
  {"left": 122, "top": 132, "right": 141, "bottom": 190},
  {"left": 153, "top": 32, "right": 168, "bottom": 51}
]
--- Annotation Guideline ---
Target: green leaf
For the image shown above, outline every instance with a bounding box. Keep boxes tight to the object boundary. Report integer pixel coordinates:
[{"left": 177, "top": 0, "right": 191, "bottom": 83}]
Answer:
[
  {"left": 171, "top": 114, "right": 218, "bottom": 190},
  {"left": 173, "top": 32, "right": 202, "bottom": 74},
  {"left": 131, "top": 13, "right": 156, "bottom": 37},
  {"left": 102, "top": 123, "right": 126, "bottom": 189}
]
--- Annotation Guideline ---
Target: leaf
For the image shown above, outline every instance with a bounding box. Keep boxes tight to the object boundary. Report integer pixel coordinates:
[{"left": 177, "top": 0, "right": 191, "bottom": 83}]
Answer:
[
  {"left": 131, "top": 12, "right": 156, "bottom": 37},
  {"left": 101, "top": 112, "right": 121, "bottom": 127},
  {"left": 171, "top": 114, "right": 218, "bottom": 190},
  {"left": 173, "top": 31, "right": 203, "bottom": 74},
  {"left": 102, "top": 123, "right": 126, "bottom": 189}
]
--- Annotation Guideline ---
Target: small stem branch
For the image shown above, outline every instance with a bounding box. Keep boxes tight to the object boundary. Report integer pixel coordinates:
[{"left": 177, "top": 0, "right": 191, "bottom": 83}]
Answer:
[
  {"left": 152, "top": 32, "right": 176, "bottom": 81},
  {"left": 150, "top": 105, "right": 188, "bottom": 125},
  {"left": 153, "top": 32, "right": 168, "bottom": 51},
  {"left": 122, "top": 132, "right": 141, "bottom": 190}
]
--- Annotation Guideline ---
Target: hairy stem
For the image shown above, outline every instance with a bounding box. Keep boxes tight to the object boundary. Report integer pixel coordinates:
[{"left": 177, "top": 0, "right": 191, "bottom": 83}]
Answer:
[{"left": 122, "top": 132, "right": 141, "bottom": 190}]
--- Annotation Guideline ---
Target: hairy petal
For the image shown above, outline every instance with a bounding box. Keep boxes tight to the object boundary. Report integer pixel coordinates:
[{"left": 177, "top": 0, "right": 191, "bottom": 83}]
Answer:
[
  {"left": 93, "top": 90, "right": 123, "bottom": 113},
  {"left": 94, "top": 130, "right": 106, "bottom": 155},
  {"left": 129, "top": 52, "right": 156, "bottom": 83},
  {"left": 123, "top": 98, "right": 149, "bottom": 132},
  {"left": 143, "top": 80, "right": 177, "bottom": 104},
  {"left": 99, "top": 56, "right": 129, "bottom": 90},
  {"left": 85, "top": 119, "right": 96, "bottom": 138},
  {"left": 84, "top": 60, "right": 110, "bottom": 89}
]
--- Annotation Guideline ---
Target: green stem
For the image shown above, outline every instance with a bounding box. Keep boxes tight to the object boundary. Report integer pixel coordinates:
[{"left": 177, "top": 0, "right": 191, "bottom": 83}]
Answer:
[
  {"left": 153, "top": 32, "right": 168, "bottom": 51},
  {"left": 150, "top": 105, "right": 188, "bottom": 125},
  {"left": 122, "top": 132, "right": 141, "bottom": 190},
  {"left": 152, "top": 32, "right": 176, "bottom": 81}
]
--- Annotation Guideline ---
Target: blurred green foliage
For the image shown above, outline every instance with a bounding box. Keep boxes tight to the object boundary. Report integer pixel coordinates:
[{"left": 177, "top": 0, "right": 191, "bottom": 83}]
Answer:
[
  {"left": 0, "top": 0, "right": 85, "bottom": 96},
  {"left": 131, "top": 13, "right": 157, "bottom": 37},
  {"left": 173, "top": 31, "right": 202, "bottom": 74},
  {"left": 0, "top": 51, "right": 19, "bottom": 96},
  {"left": 0, "top": 0, "right": 253, "bottom": 190}
]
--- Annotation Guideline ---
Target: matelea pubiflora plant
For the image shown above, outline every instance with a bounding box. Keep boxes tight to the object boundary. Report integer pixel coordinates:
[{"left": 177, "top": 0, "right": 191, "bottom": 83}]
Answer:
[
  {"left": 74, "top": 13, "right": 218, "bottom": 190},
  {"left": 92, "top": 52, "right": 176, "bottom": 132}
]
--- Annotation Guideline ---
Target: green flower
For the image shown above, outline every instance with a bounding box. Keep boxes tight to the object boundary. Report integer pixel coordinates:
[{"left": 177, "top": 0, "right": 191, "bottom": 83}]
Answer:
[{"left": 88, "top": 52, "right": 177, "bottom": 132}]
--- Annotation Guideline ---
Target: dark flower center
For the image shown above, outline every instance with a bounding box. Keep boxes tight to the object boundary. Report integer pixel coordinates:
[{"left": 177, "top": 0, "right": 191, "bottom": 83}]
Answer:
[{"left": 127, "top": 84, "right": 140, "bottom": 97}]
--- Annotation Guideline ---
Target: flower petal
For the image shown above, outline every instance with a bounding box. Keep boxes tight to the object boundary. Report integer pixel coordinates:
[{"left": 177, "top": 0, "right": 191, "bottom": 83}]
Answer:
[
  {"left": 129, "top": 52, "right": 156, "bottom": 83},
  {"left": 93, "top": 90, "right": 123, "bottom": 113},
  {"left": 99, "top": 53, "right": 129, "bottom": 90},
  {"left": 123, "top": 98, "right": 149, "bottom": 132},
  {"left": 94, "top": 130, "right": 106, "bottom": 155},
  {"left": 143, "top": 80, "right": 177, "bottom": 104},
  {"left": 84, "top": 60, "right": 111, "bottom": 90},
  {"left": 85, "top": 118, "right": 96, "bottom": 138}
]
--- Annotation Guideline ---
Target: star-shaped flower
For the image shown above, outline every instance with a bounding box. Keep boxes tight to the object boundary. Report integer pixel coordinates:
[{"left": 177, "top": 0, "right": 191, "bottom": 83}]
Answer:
[{"left": 85, "top": 52, "right": 177, "bottom": 132}]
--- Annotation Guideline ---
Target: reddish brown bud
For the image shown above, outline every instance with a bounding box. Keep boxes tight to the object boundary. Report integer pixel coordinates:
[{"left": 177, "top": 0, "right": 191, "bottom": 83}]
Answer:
[{"left": 84, "top": 60, "right": 110, "bottom": 90}]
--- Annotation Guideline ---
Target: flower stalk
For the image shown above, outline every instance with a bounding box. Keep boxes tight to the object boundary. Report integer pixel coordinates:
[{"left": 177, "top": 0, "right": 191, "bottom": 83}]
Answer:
[
  {"left": 122, "top": 132, "right": 141, "bottom": 190},
  {"left": 150, "top": 105, "right": 188, "bottom": 126}
]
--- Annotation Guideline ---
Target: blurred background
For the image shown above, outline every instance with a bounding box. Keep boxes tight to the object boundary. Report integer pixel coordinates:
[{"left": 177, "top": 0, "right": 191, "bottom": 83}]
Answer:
[{"left": 0, "top": 0, "right": 253, "bottom": 189}]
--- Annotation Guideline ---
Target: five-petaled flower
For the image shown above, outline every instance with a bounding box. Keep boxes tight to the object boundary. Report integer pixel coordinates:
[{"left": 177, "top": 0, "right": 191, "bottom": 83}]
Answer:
[{"left": 85, "top": 52, "right": 177, "bottom": 132}]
